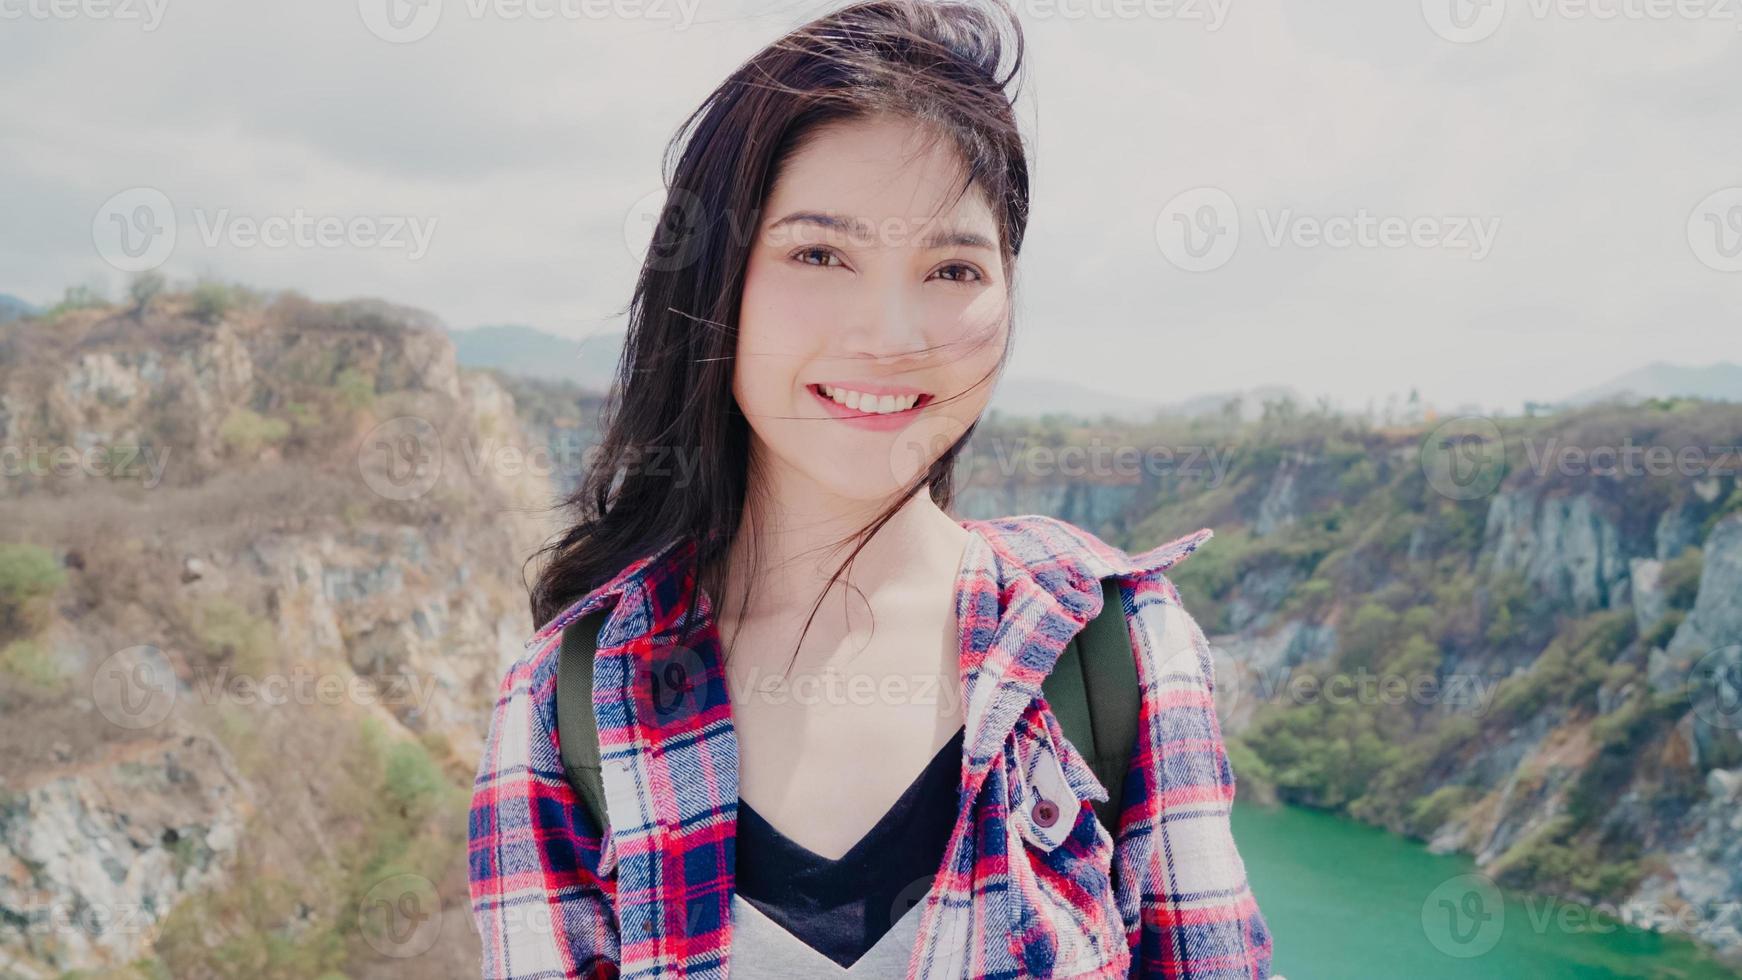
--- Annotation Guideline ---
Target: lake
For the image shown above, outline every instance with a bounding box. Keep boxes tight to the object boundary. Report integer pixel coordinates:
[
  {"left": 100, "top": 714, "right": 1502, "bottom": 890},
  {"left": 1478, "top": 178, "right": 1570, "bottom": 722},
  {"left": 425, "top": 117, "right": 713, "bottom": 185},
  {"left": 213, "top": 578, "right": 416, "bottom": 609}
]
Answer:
[{"left": 1230, "top": 802, "right": 1739, "bottom": 979}]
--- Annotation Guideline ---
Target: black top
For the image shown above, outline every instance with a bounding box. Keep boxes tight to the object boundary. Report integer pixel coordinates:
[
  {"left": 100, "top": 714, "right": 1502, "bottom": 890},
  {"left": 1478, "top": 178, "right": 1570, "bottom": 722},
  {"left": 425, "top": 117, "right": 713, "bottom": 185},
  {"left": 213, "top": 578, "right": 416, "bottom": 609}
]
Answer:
[{"left": 734, "top": 725, "right": 965, "bottom": 969}]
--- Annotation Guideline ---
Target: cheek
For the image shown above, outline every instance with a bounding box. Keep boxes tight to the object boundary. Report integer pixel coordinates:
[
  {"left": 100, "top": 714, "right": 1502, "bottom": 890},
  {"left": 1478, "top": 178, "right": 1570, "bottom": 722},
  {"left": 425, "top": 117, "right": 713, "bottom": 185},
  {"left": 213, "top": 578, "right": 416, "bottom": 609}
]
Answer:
[
  {"left": 936, "top": 297, "right": 1009, "bottom": 387},
  {"left": 735, "top": 258, "right": 821, "bottom": 417}
]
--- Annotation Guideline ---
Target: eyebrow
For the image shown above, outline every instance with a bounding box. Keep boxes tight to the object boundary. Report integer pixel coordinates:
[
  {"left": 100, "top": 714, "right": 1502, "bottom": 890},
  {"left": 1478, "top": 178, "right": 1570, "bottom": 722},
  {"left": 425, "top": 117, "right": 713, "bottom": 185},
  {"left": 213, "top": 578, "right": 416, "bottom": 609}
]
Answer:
[{"left": 766, "top": 210, "right": 997, "bottom": 251}]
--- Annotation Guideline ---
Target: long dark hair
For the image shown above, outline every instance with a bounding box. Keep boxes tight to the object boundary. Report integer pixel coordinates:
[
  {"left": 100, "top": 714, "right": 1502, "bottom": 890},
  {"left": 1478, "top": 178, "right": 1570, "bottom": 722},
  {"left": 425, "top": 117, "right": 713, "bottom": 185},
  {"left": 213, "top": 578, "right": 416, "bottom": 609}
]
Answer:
[{"left": 527, "top": 0, "right": 1031, "bottom": 671}]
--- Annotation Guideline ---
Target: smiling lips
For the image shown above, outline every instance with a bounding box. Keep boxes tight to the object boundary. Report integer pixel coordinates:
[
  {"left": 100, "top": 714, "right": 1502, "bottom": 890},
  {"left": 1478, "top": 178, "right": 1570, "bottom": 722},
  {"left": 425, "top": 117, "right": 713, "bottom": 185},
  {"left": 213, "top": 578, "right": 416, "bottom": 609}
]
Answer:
[{"left": 808, "top": 382, "right": 933, "bottom": 431}]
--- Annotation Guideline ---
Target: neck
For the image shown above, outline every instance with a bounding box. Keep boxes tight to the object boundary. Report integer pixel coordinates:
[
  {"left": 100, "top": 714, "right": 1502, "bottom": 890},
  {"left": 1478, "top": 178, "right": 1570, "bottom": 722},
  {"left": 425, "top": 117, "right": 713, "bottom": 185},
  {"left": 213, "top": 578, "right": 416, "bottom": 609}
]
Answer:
[{"left": 712, "top": 465, "right": 966, "bottom": 626}]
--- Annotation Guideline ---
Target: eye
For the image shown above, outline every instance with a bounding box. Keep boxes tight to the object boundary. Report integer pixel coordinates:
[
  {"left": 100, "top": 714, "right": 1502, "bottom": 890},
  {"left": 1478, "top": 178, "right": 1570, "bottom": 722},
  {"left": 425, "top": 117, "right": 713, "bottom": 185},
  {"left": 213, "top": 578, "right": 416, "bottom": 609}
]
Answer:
[
  {"left": 931, "top": 262, "right": 985, "bottom": 284},
  {"left": 792, "top": 246, "right": 845, "bottom": 268}
]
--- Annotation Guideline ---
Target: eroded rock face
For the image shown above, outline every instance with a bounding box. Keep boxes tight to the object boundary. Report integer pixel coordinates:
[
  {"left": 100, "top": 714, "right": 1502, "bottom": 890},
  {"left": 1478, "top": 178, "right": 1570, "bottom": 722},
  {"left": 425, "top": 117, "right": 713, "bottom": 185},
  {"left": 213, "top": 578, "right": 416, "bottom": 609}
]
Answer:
[
  {"left": 0, "top": 736, "right": 247, "bottom": 977},
  {"left": 1622, "top": 767, "right": 1742, "bottom": 956},
  {"left": 1483, "top": 487, "right": 1627, "bottom": 613},
  {"left": 953, "top": 481, "right": 1138, "bottom": 529},
  {"left": 0, "top": 297, "right": 559, "bottom": 978},
  {"left": 1207, "top": 619, "right": 1337, "bottom": 734},
  {"left": 1667, "top": 515, "right": 1742, "bottom": 662},
  {"left": 1631, "top": 557, "right": 1669, "bottom": 637}
]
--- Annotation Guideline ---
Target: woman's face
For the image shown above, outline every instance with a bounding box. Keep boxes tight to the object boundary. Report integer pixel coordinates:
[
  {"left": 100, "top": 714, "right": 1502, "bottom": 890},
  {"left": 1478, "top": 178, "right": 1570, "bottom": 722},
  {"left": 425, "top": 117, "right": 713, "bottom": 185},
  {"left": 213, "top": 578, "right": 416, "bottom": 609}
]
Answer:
[{"left": 733, "top": 113, "right": 1011, "bottom": 504}]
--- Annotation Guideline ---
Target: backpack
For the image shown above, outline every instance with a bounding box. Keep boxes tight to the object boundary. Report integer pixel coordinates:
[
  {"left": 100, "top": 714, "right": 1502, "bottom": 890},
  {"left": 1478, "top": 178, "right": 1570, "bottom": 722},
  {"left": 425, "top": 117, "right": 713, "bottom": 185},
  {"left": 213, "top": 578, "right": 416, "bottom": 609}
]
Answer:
[{"left": 556, "top": 577, "right": 1139, "bottom": 837}]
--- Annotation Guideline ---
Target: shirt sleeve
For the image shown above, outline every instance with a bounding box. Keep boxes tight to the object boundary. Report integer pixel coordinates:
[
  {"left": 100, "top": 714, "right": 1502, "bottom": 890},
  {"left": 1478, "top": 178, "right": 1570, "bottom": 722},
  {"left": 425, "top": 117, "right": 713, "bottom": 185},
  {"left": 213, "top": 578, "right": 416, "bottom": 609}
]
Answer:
[
  {"left": 1111, "top": 574, "right": 1275, "bottom": 979},
  {"left": 468, "top": 642, "right": 621, "bottom": 979}
]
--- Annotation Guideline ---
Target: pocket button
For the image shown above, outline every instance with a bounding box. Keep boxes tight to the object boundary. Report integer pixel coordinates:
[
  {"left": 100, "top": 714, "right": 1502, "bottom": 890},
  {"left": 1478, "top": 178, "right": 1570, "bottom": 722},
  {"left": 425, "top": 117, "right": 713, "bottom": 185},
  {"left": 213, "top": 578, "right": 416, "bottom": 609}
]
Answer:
[{"left": 1031, "top": 797, "right": 1059, "bottom": 828}]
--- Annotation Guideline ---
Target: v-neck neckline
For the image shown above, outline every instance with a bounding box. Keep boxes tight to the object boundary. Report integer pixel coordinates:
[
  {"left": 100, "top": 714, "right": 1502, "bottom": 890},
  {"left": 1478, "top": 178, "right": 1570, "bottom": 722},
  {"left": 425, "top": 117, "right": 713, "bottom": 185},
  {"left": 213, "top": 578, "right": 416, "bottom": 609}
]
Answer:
[{"left": 735, "top": 723, "right": 964, "bottom": 865}]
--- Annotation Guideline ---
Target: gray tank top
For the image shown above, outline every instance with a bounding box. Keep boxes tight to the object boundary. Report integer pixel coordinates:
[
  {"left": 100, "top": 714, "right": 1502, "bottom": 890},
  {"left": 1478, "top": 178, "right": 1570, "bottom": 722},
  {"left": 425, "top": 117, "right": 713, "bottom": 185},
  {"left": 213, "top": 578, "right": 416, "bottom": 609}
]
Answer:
[{"left": 727, "top": 886, "right": 927, "bottom": 979}]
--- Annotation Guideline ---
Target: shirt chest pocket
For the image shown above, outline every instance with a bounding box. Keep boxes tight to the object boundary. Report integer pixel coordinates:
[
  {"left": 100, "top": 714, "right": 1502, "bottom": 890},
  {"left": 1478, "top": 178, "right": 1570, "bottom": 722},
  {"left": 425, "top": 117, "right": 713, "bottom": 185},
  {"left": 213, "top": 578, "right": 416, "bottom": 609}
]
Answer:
[
  {"left": 1006, "top": 705, "right": 1100, "bottom": 853},
  {"left": 1002, "top": 702, "right": 1131, "bottom": 978}
]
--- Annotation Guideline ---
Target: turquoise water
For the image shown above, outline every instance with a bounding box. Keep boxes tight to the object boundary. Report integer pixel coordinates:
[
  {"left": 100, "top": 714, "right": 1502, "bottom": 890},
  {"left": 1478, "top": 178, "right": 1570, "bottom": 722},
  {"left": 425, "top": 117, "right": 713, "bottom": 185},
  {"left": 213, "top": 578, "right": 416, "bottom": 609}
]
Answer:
[{"left": 1230, "top": 802, "right": 1739, "bottom": 979}]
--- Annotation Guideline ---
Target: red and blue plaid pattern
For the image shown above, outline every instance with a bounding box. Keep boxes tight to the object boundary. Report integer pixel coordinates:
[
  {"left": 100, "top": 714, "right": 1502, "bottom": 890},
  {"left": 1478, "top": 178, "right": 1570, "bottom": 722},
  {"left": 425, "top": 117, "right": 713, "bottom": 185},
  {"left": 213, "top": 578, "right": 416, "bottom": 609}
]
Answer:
[{"left": 469, "top": 514, "right": 1274, "bottom": 978}]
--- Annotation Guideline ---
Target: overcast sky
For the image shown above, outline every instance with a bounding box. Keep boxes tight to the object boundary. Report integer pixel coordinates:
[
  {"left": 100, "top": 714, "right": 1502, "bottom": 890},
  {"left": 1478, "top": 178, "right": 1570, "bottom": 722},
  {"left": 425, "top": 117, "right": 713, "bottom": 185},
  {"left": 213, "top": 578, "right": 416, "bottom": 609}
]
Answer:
[{"left": 4, "top": 0, "right": 1739, "bottom": 412}]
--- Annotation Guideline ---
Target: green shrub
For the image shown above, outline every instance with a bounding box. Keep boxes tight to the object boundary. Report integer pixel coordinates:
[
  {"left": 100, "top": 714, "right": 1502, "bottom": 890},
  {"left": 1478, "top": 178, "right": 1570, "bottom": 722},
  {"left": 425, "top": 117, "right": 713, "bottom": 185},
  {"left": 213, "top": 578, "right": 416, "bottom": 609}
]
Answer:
[
  {"left": 218, "top": 408, "right": 290, "bottom": 458},
  {"left": 128, "top": 270, "right": 166, "bottom": 316},
  {"left": 0, "top": 639, "right": 62, "bottom": 692},
  {"left": 188, "top": 280, "right": 261, "bottom": 323},
  {"left": 1488, "top": 817, "right": 1643, "bottom": 901},
  {"left": 383, "top": 739, "right": 450, "bottom": 822},
  {"left": 0, "top": 542, "right": 65, "bottom": 636},
  {"left": 1644, "top": 609, "right": 1684, "bottom": 650},
  {"left": 1659, "top": 547, "right": 1703, "bottom": 611},
  {"left": 1340, "top": 602, "right": 1399, "bottom": 670},
  {"left": 190, "top": 598, "right": 275, "bottom": 675},
  {"left": 44, "top": 283, "right": 109, "bottom": 319},
  {"left": 334, "top": 367, "right": 376, "bottom": 411},
  {"left": 1406, "top": 784, "right": 1479, "bottom": 838}
]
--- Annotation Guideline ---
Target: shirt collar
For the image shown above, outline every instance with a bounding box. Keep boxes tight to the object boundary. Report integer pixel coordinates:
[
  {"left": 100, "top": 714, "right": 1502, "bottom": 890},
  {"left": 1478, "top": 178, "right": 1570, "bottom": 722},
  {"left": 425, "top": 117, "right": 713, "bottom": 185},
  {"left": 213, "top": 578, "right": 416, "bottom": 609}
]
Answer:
[{"left": 526, "top": 514, "right": 1212, "bottom": 705}]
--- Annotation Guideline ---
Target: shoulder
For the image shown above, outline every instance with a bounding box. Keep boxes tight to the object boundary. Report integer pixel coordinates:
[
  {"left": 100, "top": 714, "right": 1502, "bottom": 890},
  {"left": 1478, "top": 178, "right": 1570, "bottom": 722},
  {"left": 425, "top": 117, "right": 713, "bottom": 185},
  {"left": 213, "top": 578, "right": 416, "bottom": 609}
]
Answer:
[
  {"left": 523, "top": 536, "right": 692, "bottom": 650},
  {"left": 967, "top": 514, "right": 1219, "bottom": 690},
  {"left": 964, "top": 512, "right": 1212, "bottom": 590}
]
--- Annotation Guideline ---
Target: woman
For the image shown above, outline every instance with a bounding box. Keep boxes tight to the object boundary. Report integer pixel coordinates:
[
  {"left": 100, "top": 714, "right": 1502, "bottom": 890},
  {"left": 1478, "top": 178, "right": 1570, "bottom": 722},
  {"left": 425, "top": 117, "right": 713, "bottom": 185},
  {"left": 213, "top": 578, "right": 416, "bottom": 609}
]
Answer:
[{"left": 468, "top": 0, "right": 1273, "bottom": 976}]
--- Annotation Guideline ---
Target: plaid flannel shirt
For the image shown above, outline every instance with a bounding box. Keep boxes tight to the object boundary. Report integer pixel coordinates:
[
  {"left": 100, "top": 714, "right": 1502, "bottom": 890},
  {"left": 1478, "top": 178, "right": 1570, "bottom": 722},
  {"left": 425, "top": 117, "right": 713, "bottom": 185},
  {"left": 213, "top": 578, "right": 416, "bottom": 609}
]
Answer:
[{"left": 469, "top": 514, "right": 1274, "bottom": 979}]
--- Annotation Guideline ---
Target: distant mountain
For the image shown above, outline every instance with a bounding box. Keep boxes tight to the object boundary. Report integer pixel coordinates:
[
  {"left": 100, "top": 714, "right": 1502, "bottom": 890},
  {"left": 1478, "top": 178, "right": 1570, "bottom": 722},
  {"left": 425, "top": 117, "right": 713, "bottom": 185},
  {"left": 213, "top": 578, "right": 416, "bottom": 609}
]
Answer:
[
  {"left": 0, "top": 293, "right": 41, "bottom": 323},
  {"left": 988, "top": 377, "right": 1163, "bottom": 420},
  {"left": 989, "top": 377, "right": 1300, "bottom": 422},
  {"left": 448, "top": 324, "right": 622, "bottom": 391},
  {"left": 1160, "top": 384, "right": 1302, "bottom": 421},
  {"left": 1565, "top": 361, "right": 1742, "bottom": 406}
]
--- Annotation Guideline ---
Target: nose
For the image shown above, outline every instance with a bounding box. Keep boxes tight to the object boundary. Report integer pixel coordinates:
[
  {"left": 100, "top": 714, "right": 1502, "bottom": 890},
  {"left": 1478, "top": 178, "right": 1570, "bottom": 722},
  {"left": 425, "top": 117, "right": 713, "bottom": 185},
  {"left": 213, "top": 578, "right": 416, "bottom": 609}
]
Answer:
[{"left": 846, "top": 279, "right": 931, "bottom": 364}]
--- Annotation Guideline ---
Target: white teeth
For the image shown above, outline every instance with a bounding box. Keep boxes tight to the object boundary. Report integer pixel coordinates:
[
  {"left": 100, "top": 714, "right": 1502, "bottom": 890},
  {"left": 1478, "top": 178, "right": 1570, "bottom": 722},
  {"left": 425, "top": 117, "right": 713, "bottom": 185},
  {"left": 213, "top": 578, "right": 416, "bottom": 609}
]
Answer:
[{"left": 818, "top": 385, "right": 921, "bottom": 414}]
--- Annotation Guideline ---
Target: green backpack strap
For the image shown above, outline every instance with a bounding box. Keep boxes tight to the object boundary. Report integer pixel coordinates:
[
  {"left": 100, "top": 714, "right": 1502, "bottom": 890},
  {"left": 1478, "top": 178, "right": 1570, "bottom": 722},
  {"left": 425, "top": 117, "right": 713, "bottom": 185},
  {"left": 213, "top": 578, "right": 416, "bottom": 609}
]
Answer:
[
  {"left": 556, "top": 577, "right": 1141, "bottom": 841},
  {"left": 556, "top": 609, "right": 611, "bottom": 834},
  {"left": 1040, "top": 576, "right": 1140, "bottom": 838}
]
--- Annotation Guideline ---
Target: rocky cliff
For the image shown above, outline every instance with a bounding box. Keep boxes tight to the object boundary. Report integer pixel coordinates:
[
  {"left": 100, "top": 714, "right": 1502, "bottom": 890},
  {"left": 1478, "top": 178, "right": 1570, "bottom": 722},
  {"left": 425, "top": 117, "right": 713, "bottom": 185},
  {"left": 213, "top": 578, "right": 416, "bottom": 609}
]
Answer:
[
  {"left": 1099, "top": 405, "right": 1742, "bottom": 967},
  {"left": 0, "top": 288, "right": 557, "bottom": 978}
]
